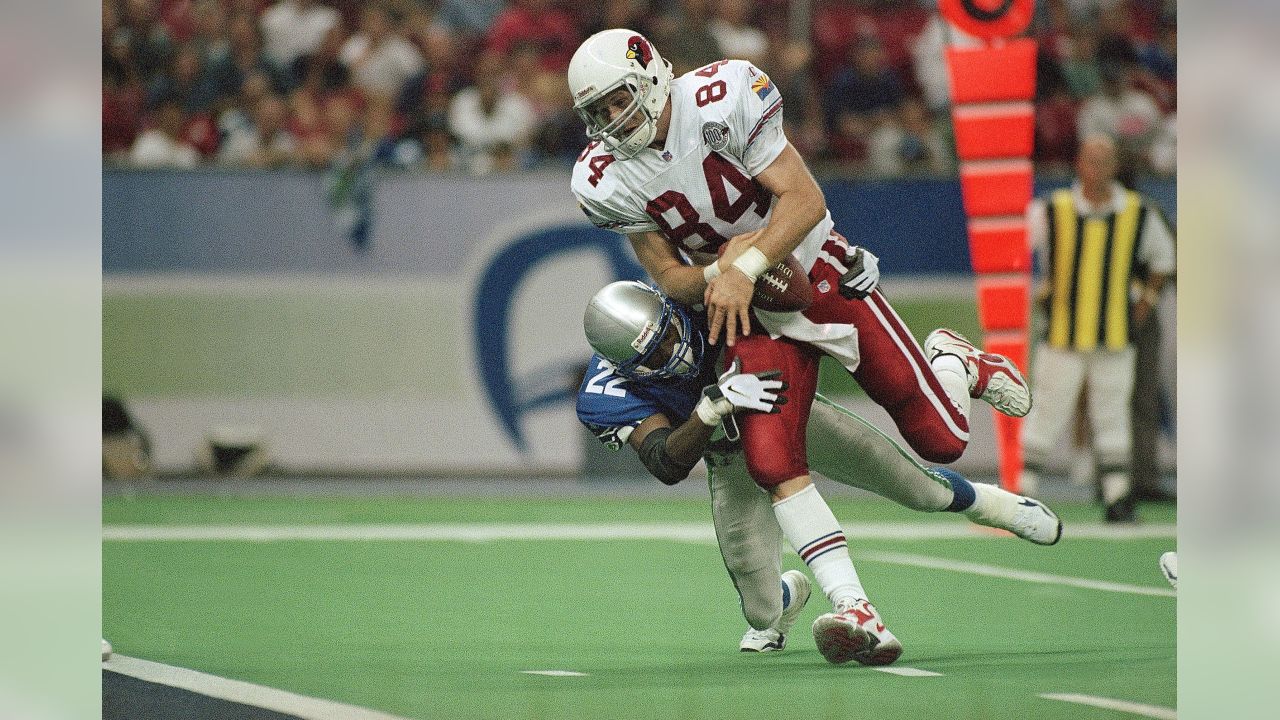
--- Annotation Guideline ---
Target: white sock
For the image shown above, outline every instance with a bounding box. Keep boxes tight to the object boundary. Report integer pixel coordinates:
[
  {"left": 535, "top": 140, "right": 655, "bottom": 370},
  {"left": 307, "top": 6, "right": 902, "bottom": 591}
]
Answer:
[
  {"left": 772, "top": 484, "right": 865, "bottom": 606},
  {"left": 930, "top": 354, "right": 972, "bottom": 419}
]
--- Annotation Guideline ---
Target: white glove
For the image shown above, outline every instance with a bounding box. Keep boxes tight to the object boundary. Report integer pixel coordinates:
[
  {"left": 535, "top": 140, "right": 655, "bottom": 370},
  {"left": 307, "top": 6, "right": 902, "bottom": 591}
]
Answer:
[
  {"left": 695, "top": 358, "right": 788, "bottom": 427},
  {"left": 839, "top": 246, "right": 880, "bottom": 299}
]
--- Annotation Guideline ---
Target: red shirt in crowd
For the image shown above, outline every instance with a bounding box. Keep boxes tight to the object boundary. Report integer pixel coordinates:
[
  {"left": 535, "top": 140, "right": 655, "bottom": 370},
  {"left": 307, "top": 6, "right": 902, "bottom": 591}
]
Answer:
[{"left": 486, "top": 3, "right": 579, "bottom": 72}]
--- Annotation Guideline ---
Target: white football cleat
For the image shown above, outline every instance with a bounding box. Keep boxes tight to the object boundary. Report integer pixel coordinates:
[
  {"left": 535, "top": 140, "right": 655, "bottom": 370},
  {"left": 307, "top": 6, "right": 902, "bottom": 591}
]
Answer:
[
  {"left": 812, "top": 598, "right": 902, "bottom": 666},
  {"left": 965, "top": 482, "right": 1063, "bottom": 546},
  {"left": 925, "top": 328, "right": 1032, "bottom": 417},
  {"left": 740, "top": 627, "right": 786, "bottom": 652},
  {"left": 740, "top": 570, "right": 812, "bottom": 653},
  {"left": 1160, "top": 551, "right": 1178, "bottom": 590}
]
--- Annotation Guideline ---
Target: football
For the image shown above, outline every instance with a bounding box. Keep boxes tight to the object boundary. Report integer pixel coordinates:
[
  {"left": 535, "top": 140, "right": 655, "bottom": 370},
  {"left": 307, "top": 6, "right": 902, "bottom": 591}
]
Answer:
[{"left": 717, "top": 245, "right": 814, "bottom": 313}]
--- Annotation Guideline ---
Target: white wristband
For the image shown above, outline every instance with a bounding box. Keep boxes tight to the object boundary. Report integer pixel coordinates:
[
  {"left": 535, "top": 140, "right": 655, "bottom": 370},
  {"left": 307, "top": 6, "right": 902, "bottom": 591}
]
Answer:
[
  {"left": 731, "top": 246, "right": 770, "bottom": 281},
  {"left": 694, "top": 396, "right": 724, "bottom": 427},
  {"left": 703, "top": 261, "right": 722, "bottom": 283}
]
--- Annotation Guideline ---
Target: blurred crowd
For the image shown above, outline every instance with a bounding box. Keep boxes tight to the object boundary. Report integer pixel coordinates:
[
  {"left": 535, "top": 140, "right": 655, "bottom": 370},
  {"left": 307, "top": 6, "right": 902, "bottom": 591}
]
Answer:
[{"left": 103, "top": 0, "right": 1176, "bottom": 177}]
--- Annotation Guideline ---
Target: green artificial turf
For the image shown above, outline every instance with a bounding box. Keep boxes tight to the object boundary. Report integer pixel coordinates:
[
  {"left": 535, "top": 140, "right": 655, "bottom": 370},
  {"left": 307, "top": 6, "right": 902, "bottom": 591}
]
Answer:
[{"left": 103, "top": 494, "right": 1175, "bottom": 719}]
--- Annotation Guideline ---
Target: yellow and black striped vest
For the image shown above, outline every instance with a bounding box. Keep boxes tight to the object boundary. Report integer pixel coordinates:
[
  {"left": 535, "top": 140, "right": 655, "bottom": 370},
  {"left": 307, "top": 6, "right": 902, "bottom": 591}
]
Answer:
[{"left": 1044, "top": 188, "right": 1147, "bottom": 351}]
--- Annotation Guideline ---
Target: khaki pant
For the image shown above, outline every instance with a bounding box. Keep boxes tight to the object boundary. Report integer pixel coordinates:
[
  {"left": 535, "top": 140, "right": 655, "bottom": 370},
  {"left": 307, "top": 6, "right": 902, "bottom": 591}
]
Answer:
[{"left": 1021, "top": 343, "right": 1136, "bottom": 476}]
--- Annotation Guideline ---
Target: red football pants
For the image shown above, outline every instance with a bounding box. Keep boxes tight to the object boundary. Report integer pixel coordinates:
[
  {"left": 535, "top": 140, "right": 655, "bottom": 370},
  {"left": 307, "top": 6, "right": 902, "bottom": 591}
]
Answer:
[{"left": 725, "top": 236, "right": 970, "bottom": 487}]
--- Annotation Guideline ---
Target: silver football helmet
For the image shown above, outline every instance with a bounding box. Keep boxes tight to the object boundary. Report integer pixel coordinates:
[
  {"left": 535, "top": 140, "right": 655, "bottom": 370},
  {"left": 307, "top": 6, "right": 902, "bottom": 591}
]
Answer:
[{"left": 583, "top": 281, "right": 704, "bottom": 380}]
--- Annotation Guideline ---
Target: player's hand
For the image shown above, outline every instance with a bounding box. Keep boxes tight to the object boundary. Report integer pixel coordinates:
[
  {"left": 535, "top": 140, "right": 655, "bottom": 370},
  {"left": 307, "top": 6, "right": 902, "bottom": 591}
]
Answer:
[
  {"left": 705, "top": 269, "right": 755, "bottom": 347},
  {"left": 718, "top": 230, "right": 763, "bottom": 267},
  {"left": 838, "top": 246, "right": 880, "bottom": 299},
  {"left": 694, "top": 358, "right": 788, "bottom": 426}
]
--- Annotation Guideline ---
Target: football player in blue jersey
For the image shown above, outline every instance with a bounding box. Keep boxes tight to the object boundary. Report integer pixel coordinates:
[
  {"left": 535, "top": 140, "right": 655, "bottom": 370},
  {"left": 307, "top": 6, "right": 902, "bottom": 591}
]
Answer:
[{"left": 576, "top": 281, "right": 1062, "bottom": 660}]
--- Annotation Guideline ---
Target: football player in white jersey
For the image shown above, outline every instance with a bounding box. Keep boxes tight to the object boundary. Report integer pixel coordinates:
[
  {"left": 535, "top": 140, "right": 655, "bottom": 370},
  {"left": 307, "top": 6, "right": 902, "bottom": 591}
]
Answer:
[{"left": 566, "top": 29, "right": 1034, "bottom": 664}]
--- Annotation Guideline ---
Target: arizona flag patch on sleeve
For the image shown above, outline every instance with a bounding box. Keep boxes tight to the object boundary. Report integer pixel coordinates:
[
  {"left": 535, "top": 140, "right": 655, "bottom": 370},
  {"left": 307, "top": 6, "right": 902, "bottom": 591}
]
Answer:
[{"left": 750, "top": 71, "right": 774, "bottom": 100}]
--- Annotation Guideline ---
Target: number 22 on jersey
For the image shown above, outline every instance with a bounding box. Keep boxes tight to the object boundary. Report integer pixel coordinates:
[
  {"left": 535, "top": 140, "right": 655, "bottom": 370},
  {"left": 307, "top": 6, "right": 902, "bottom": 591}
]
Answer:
[{"left": 585, "top": 359, "right": 628, "bottom": 397}]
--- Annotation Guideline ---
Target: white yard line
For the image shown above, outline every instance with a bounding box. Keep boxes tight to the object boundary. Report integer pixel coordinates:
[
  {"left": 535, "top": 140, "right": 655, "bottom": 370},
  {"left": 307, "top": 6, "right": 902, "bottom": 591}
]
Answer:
[
  {"left": 874, "top": 666, "right": 943, "bottom": 677},
  {"left": 519, "top": 670, "right": 589, "bottom": 677},
  {"left": 103, "top": 654, "right": 415, "bottom": 720},
  {"left": 1040, "top": 693, "right": 1176, "bottom": 719},
  {"left": 102, "top": 521, "right": 1174, "bottom": 543},
  {"left": 863, "top": 551, "right": 1177, "bottom": 598}
]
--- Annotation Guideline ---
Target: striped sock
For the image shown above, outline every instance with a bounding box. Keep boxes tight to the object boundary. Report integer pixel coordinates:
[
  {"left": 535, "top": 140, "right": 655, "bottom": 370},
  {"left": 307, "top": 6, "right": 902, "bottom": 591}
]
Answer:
[{"left": 772, "top": 484, "right": 865, "bottom": 606}]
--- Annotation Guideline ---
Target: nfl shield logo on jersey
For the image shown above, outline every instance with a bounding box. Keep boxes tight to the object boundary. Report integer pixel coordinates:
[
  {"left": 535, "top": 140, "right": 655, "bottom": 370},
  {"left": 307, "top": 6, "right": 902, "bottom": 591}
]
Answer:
[{"left": 702, "top": 121, "right": 730, "bottom": 152}]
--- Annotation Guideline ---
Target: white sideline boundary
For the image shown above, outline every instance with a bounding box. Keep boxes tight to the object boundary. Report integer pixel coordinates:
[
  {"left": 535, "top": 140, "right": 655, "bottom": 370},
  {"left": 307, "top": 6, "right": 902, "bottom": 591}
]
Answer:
[
  {"left": 1040, "top": 693, "right": 1176, "bottom": 719},
  {"left": 103, "top": 654, "right": 416, "bottom": 720},
  {"left": 102, "top": 521, "right": 1175, "bottom": 543},
  {"left": 863, "top": 551, "right": 1177, "bottom": 598}
]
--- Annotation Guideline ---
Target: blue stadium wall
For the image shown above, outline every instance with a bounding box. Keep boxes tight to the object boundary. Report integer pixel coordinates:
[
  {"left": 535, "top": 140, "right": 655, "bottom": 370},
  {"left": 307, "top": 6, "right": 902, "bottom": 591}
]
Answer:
[{"left": 104, "top": 170, "right": 1174, "bottom": 275}]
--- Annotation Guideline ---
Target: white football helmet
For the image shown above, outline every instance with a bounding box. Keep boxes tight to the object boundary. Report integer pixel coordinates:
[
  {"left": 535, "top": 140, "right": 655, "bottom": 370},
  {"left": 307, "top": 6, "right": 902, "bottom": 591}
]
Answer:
[{"left": 568, "top": 29, "right": 674, "bottom": 159}]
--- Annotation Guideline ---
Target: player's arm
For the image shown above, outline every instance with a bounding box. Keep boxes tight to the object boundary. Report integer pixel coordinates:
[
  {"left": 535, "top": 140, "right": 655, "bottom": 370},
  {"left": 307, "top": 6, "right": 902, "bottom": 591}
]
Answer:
[
  {"left": 727, "top": 142, "right": 827, "bottom": 269},
  {"left": 627, "top": 413, "right": 716, "bottom": 485},
  {"left": 628, "top": 231, "right": 709, "bottom": 306},
  {"left": 627, "top": 360, "right": 788, "bottom": 485},
  {"left": 705, "top": 142, "right": 827, "bottom": 345}
]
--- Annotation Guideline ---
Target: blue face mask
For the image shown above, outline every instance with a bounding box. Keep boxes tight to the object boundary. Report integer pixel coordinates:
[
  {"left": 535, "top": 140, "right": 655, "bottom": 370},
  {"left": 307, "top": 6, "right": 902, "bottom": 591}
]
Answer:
[{"left": 615, "top": 297, "right": 705, "bottom": 381}]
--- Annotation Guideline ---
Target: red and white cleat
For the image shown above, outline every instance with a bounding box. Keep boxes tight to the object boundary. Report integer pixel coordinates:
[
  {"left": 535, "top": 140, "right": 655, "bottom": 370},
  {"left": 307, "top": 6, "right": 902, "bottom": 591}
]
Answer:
[
  {"left": 811, "top": 599, "right": 902, "bottom": 666},
  {"left": 925, "top": 328, "right": 1032, "bottom": 418}
]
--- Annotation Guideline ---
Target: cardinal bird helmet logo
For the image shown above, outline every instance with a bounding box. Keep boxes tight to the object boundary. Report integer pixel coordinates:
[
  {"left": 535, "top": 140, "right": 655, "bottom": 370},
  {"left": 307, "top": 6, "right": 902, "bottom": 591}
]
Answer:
[{"left": 626, "top": 36, "right": 653, "bottom": 67}]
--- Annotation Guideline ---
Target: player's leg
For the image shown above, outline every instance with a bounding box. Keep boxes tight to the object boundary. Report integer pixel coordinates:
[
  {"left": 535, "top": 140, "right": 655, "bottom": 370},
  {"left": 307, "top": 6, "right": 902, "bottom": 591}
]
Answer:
[
  {"left": 806, "top": 394, "right": 950, "bottom": 510},
  {"left": 729, "top": 335, "right": 864, "bottom": 605},
  {"left": 729, "top": 335, "right": 866, "bottom": 606},
  {"left": 801, "top": 278, "right": 971, "bottom": 464},
  {"left": 923, "top": 328, "right": 1033, "bottom": 417},
  {"left": 705, "top": 442, "right": 812, "bottom": 652},
  {"left": 727, "top": 333, "right": 901, "bottom": 665},
  {"left": 1019, "top": 343, "right": 1089, "bottom": 496},
  {"left": 1087, "top": 346, "right": 1139, "bottom": 521},
  {"left": 806, "top": 394, "right": 1061, "bottom": 544}
]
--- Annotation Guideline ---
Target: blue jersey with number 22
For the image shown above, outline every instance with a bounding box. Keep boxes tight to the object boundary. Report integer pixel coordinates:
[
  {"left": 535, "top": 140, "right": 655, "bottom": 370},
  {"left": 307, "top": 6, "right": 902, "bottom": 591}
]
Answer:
[{"left": 575, "top": 355, "right": 718, "bottom": 451}]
